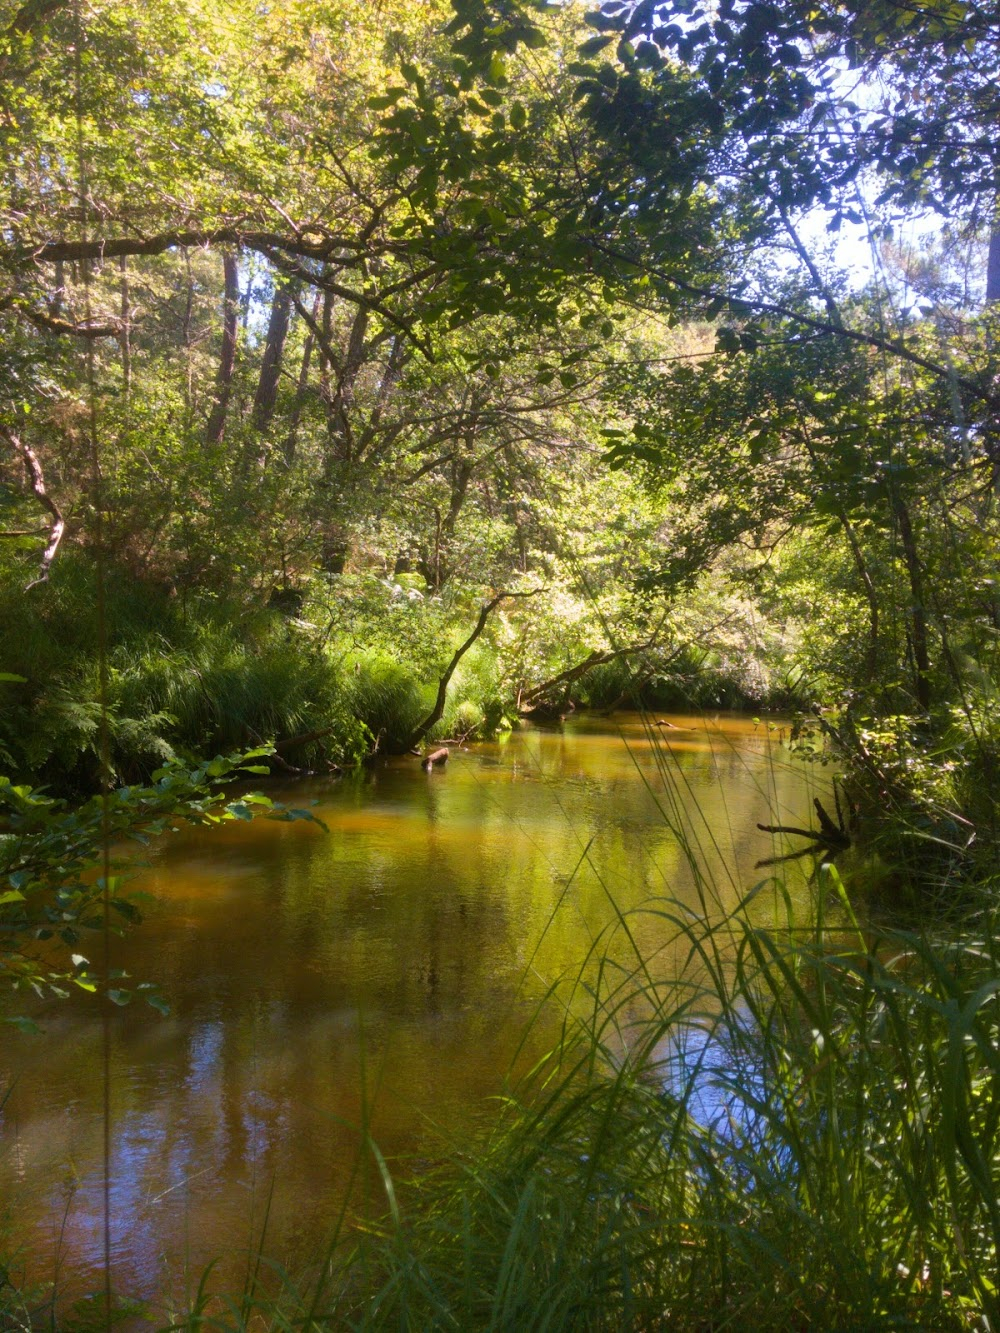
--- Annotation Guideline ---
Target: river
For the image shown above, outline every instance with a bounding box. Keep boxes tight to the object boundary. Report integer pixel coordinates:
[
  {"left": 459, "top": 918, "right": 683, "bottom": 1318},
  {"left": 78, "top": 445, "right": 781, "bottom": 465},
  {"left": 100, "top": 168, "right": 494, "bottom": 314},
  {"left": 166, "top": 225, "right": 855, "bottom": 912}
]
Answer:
[{"left": 0, "top": 712, "right": 826, "bottom": 1316}]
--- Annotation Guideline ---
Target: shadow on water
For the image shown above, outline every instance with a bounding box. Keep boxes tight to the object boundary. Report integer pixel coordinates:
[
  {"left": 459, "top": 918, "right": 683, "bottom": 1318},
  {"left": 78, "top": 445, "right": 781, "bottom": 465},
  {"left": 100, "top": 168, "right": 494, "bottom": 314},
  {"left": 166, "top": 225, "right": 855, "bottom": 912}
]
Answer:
[{"left": 0, "top": 711, "right": 830, "bottom": 1313}]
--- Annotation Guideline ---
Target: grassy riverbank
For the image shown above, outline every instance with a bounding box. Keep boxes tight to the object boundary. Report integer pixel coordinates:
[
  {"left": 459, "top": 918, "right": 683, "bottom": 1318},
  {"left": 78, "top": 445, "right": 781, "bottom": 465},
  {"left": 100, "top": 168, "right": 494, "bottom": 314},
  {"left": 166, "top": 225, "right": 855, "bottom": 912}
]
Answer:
[
  {"left": 4, "top": 875, "right": 998, "bottom": 1330},
  {"left": 0, "top": 557, "right": 792, "bottom": 796}
]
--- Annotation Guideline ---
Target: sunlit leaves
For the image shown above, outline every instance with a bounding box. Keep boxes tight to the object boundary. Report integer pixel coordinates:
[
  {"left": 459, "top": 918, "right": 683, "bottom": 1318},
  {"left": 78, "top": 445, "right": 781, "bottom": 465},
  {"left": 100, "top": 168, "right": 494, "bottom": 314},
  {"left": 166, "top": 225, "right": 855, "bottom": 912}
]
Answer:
[{"left": 0, "top": 752, "right": 322, "bottom": 1015}]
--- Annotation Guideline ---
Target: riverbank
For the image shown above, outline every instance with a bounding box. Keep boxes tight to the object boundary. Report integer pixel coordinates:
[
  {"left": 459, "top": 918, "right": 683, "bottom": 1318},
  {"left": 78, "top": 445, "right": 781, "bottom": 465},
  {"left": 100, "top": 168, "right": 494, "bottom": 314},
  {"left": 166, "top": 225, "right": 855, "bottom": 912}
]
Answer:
[{"left": 0, "top": 560, "right": 798, "bottom": 798}]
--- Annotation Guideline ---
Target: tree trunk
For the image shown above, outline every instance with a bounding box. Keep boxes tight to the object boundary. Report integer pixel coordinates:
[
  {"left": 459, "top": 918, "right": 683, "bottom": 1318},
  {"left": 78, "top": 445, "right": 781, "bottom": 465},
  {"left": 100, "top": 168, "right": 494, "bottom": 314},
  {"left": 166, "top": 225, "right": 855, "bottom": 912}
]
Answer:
[
  {"left": 987, "top": 227, "right": 1000, "bottom": 303},
  {"left": 393, "top": 592, "right": 535, "bottom": 753},
  {"left": 893, "top": 494, "right": 931, "bottom": 711},
  {"left": 205, "top": 251, "right": 240, "bottom": 446},
  {"left": 253, "top": 278, "right": 294, "bottom": 433},
  {"left": 985, "top": 223, "right": 1000, "bottom": 491},
  {"left": 182, "top": 249, "right": 195, "bottom": 417},
  {"left": 2, "top": 427, "right": 65, "bottom": 589},
  {"left": 285, "top": 292, "right": 319, "bottom": 464},
  {"left": 318, "top": 290, "right": 336, "bottom": 448},
  {"left": 328, "top": 304, "right": 369, "bottom": 462},
  {"left": 118, "top": 254, "right": 132, "bottom": 405}
]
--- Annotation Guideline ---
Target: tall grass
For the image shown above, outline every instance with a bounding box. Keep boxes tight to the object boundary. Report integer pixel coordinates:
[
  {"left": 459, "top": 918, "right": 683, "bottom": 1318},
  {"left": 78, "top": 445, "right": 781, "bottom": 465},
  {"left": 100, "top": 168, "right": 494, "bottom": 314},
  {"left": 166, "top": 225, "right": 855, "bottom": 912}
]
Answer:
[
  {"left": 151, "top": 873, "right": 1000, "bottom": 1328},
  {"left": 304, "top": 884, "right": 996, "bottom": 1331}
]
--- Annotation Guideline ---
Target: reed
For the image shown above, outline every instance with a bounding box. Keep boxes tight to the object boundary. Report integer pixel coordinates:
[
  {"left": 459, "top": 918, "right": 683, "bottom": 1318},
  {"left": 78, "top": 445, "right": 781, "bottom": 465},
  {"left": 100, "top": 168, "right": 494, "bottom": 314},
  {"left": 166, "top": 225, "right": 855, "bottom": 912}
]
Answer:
[
  {"left": 150, "top": 858, "right": 1000, "bottom": 1330},
  {"left": 315, "top": 889, "right": 997, "bottom": 1330}
]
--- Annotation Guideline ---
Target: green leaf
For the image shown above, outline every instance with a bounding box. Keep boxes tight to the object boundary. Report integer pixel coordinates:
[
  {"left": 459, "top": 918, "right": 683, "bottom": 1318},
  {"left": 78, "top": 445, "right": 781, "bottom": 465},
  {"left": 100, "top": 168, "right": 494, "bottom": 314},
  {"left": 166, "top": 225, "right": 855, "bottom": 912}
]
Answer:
[
  {"left": 368, "top": 89, "right": 405, "bottom": 110},
  {"left": 0, "top": 673, "right": 27, "bottom": 683},
  {"left": 110, "top": 898, "right": 142, "bottom": 924},
  {"left": 578, "top": 34, "right": 615, "bottom": 56}
]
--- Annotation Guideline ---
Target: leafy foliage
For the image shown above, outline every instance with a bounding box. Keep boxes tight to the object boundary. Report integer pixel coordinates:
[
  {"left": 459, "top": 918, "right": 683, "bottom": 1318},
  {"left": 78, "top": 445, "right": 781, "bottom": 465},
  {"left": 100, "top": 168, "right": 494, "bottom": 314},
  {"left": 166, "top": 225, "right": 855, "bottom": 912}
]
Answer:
[{"left": 0, "top": 752, "right": 319, "bottom": 1019}]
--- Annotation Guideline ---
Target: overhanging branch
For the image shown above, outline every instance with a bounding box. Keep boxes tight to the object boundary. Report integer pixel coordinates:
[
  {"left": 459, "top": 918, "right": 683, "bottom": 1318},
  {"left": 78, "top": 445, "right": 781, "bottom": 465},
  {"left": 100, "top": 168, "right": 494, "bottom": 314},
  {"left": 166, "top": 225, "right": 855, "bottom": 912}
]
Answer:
[
  {"left": 588, "top": 239, "right": 1000, "bottom": 411},
  {"left": 397, "top": 589, "right": 543, "bottom": 753}
]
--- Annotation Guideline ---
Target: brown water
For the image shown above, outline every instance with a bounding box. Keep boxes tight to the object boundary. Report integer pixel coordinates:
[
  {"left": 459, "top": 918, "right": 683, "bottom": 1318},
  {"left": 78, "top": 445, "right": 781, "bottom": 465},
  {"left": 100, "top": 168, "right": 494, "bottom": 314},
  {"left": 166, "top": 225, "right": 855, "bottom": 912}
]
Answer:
[{"left": 0, "top": 713, "right": 825, "bottom": 1314}]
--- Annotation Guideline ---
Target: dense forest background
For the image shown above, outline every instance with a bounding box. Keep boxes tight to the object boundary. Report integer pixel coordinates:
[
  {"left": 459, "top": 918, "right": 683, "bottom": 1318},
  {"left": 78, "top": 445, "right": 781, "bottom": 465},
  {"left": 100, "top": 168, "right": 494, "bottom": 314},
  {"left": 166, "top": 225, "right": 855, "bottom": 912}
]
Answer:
[
  {"left": 4, "top": 1, "right": 1000, "bottom": 1322},
  {"left": 2, "top": 0, "right": 996, "bottom": 816},
  {"left": 0, "top": 0, "right": 997, "bottom": 806},
  {"left": 0, "top": 0, "right": 998, "bottom": 983}
]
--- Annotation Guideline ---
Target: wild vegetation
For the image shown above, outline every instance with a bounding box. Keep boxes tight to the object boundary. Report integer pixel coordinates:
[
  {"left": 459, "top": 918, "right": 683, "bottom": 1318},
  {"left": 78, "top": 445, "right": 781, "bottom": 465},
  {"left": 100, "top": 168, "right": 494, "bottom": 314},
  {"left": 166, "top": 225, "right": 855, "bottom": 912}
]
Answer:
[{"left": 3, "top": 0, "right": 1000, "bottom": 1325}]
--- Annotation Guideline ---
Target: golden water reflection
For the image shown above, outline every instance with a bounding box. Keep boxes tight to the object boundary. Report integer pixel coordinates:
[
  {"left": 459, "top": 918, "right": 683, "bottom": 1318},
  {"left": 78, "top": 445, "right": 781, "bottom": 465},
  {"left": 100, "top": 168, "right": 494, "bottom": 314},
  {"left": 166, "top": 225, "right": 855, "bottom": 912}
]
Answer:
[{"left": 0, "top": 713, "right": 827, "bottom": 1311}]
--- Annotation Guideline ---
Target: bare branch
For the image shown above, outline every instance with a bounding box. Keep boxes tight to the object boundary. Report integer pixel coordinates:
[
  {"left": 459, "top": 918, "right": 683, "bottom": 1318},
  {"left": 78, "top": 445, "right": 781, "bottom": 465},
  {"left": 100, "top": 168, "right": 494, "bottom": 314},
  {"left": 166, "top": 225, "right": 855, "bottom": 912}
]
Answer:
[
  {"left": 0, "top": 427, "right": 65, "bottom": 589},
  {"left": 587, "top": 238, "right": 1000, "bottom": 410},
  {"left": 518, "top": 640, "right": 657, "bottom": 711},
  {"left": 22, "top": 305, "right": 122, "bottom": 339}
]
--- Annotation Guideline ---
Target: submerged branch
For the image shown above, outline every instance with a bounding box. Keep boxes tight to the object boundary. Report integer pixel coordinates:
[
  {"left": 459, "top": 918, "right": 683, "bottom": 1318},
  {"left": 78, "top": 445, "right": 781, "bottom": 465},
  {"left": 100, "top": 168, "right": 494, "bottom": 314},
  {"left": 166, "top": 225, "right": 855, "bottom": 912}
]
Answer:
[{"left": 756, "top": 797, "right": 851, "bottom": 867}]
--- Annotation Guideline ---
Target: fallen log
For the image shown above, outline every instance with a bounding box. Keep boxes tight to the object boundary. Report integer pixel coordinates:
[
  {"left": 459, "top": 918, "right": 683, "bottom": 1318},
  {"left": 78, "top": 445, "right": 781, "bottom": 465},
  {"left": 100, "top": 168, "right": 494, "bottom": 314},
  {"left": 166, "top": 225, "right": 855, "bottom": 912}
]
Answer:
[{"left": 423, "top": 746, "right": 449, "bottom": 771}]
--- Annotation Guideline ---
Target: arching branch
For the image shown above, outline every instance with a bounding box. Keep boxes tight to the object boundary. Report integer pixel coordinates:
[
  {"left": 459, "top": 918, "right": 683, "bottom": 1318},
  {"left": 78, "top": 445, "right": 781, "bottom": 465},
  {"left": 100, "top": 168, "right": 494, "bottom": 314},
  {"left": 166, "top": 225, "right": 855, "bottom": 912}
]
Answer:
[{"left": 397, "top": 589, "right": 543, "bottom": 753}]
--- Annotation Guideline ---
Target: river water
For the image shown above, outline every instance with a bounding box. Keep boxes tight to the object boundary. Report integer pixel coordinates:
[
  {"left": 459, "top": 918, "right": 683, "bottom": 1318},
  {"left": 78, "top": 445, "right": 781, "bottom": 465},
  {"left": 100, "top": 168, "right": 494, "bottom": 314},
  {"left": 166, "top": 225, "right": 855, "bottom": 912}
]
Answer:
[{"left": 0, "top": 713, "right": 825, "bottom": 1314}]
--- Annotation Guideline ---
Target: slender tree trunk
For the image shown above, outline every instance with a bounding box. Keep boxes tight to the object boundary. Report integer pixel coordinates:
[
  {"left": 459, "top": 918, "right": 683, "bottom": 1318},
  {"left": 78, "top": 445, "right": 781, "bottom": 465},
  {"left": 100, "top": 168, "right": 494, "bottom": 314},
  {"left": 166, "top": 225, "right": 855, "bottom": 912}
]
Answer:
[
  {"left": 319, "top": 290, "right": 335, "bottom": 446},
  {"left": 52, "top": 259, "right": 64, "bottom": 318},
  {"left": 433, "top": 455, "right": 473, "bottom": 589},
  {"left": 986, "top": 223, "right": 1000, "bottom": 492},
  {"left": 182, "top": 249, "right": 195, "bottom": 418},
  {"left": 284, "top": 292, "right": 319, "bottom": 465},
  {"left": 801, "top": 425, "right": 880, "bottom": 678},
  {"left": 356, "top": 335, "right": 407, "bottom": 458},
  {"left": 838, "top": 504, "right": 880, "bottom": 681},
  {"left": 393, "top": 592, "right": 535, "bottom": 753},
  {"left": 253, "top": 278, "right": 294, "bottom": 433},
  {"left": 118, "top": 254, "right": 132, "bottom": 407},
  {"left": 893, "top": 494, "right": 931, "bottom": 711},
  {"left": 329, "top": 304, "right": 368, "bottom": 462},
  {"left": 2, "top": 427, "right": 65, "bottom": 589},
  {"left": 987, "top": 228, "right": 1000, "bottom": 303},
  {"left": 205, "top": 251, "right": 240, "bottom": 446}
]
